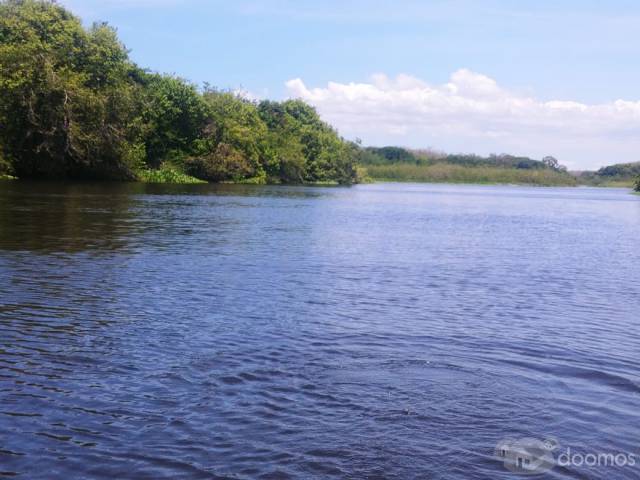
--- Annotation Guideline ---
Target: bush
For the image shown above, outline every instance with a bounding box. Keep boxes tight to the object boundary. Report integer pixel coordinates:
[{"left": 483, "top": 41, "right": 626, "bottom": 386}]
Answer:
[
  {"left": 185, "top": 143, "right": 258, "bottom": 182},
  {"left": 137, "top": 163, "right": 205, "bottom": 184}
]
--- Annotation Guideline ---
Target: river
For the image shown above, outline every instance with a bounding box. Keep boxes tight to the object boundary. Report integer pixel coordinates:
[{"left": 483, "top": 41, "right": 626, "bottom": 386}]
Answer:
[{"left": 0, "top": 182, "right": 638, "bottom": 479}]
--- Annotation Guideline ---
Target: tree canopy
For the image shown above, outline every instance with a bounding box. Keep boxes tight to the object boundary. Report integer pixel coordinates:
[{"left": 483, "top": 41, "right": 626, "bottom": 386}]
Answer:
[
  {"left": 0, "top": 0, "right": 359, "bottom": 184},
  {"left": 596, "top": 162, "right": 640, "bottom": 178}
]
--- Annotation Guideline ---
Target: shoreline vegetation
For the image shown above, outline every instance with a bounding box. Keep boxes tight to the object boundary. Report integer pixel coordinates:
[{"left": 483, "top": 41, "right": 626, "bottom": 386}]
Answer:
[
  {"left": 0, "top": 1, "right": 639, "bottom": 192},
  {"left": 359, "top": 147, "right": 640, "bottom": 189},
  {"left": 0, "top": 1, "right": 359, "bottom": 186}
]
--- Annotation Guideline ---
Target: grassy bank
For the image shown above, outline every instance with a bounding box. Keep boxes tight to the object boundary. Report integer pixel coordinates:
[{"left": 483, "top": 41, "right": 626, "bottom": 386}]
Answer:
[
  {"left": 364, "top": 163, "right": 578, "bottom": 186},
  {"left": 581, "top": 179, "right": 636, "bottom": 188}
]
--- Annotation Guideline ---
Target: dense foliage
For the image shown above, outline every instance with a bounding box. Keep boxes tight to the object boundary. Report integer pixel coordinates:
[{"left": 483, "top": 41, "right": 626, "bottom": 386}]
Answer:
[
  {"left": 0, "top": 1, "right": 140, "bottom": 178},
  {"left": 0, "top": 0, "right": 358, "bottom": 183},
  {"left": 574, "top": 161, "right": 640, "bottom": 187}
]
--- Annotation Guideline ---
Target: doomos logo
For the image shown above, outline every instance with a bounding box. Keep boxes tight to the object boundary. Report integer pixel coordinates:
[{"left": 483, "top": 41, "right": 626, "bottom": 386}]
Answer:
[{"left": 495, "top": 437, "right": 557, "bottom": 475}]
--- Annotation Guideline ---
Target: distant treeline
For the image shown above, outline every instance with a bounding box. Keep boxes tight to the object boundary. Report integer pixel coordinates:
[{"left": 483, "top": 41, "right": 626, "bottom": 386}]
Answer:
[
  {"left": 576, "top": 162, "right": 640, "bottom": 189},
  {"left": 362, "top": 147, "right": 640, "bottom": 189},
  {"left": 361, "top": 147, "right": 565, "bottom": 170},
  {"left": 0, "top": 0, "right": 359, "bottom": 184},
  {"left": 360, "top": 147, "right": 578, "bottom": 186}
]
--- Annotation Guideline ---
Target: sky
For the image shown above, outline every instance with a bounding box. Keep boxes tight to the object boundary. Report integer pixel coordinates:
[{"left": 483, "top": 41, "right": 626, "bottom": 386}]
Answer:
[{"left": 59, "top": 0, "right": 640, "bottom": 170}]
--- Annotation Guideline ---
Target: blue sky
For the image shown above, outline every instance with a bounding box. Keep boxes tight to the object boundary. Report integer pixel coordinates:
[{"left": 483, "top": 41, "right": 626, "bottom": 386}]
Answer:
[{"left": 61, "top": 0, "right": 640, "bottom": 169}]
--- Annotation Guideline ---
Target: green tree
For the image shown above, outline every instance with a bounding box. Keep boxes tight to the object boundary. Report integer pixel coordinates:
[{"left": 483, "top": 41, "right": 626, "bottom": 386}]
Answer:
[
  {"left": 0, "top": 0, "right": 360, "bottom": 184},
  {"left": 258, "top": 100, "right": 306, "bottom": 182},
  {"left": 258, "top": 99, "right": 357, "bottom": 184},
  {"left": 137, "top": 73, "right": 209, "bottom": 167},
  {"left": 186, "top": 90, "right": 269, "bottom": 182},
  {"left": 0, "top": 0, "right": 141, "bottom": 178},
  {"left": 542, "top": 156, "right": 560, "bottom": 170}
]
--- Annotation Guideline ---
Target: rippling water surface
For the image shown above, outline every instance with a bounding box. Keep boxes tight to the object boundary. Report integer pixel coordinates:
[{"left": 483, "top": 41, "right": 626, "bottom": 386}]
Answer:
[{"left": 0, "top": 182, "right": 639, "bottom": 479}]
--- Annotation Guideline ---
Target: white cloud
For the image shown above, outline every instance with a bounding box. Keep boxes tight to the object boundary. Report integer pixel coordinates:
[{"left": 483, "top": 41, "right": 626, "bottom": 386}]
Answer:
[{"left": 285, "top": 70, "right": 640, "bottom": 169}]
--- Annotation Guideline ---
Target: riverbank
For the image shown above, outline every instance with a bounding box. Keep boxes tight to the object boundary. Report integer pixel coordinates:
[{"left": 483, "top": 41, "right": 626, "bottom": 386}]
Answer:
[
  {"left": 2, "top": 173, "right": 637, "bottom": 189},
  {"left": 359, "top": 148, "right": 640, "bottom": 190}
]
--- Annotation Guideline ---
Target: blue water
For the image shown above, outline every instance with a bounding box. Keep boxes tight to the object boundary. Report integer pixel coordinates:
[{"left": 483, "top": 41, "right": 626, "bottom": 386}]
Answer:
[{"left": 0, "top": 182, "right": 639, "bottom": 479}]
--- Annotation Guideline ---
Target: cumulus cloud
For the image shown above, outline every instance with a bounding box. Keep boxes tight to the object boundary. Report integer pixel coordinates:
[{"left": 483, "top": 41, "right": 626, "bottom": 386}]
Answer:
[{"left": 285, "top": 70, "right": 640, "bottom": 169}]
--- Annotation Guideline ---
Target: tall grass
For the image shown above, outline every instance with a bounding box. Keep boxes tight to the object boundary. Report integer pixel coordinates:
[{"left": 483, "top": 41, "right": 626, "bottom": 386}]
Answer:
[{"left": 365, "top": 163, "right": 578, "bottom": 186}]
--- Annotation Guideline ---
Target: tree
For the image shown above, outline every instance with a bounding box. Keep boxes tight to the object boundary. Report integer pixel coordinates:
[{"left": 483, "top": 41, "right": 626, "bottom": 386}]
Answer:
[
  {"left": 0, "top": 0, "right": 141, "bottom": 178},
  {"left": 542, "top": 156, "right": 560, "bottom": 170},
  {"left": 0, "top": 0, "right": 360, "bottom": 184},
  {"left": 258, "top": 100, "right": 307, "bottom": 182},
  {"left": 137, "top": 73, "right": 209, "bottom": 167},
  {"left": 185, "top": 89, "right": 269, "bottom": 182},
  {"left": 261, "top": 99, "right": 357, "bottom": 184}
]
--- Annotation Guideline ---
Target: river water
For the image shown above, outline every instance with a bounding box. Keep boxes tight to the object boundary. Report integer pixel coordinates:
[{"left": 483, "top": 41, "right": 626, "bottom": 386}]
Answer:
[{"left": 0, "top": 182, "right": 639, "bottom": 479}]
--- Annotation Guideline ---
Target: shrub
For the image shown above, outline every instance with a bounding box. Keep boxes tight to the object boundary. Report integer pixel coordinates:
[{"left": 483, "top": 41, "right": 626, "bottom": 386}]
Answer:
[
  {"left": 137, "top": 163, "right": 205, "bottom": 184},
  {"left": 185, "top": 143, "right": 257, "bottom": 182}
]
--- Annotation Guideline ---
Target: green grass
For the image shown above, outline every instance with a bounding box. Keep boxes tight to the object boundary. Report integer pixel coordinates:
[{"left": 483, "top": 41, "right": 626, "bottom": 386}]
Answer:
[
  {"left": 364, "top": 163, "right": 578, "bottom": 186},
  {"left": 576, "top": 175, "right": 637, "bottom": 188},
  {"left": 137, "top": 164, "right": 206, "bottom": 184},
  {"left": 585, "top": 179, "right": 636, "bottom": 188}
]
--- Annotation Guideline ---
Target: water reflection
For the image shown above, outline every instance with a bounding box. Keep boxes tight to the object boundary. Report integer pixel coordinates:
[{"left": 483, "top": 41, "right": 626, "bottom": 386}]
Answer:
[
  {"left": 0, "top": 182, "right": 139, "bottom": 252},
  {"left": 0, "top": 181, "right": 336, "bottom": 254}
]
